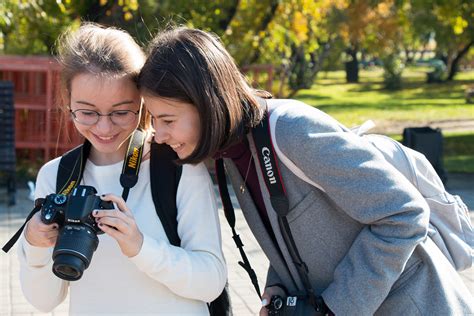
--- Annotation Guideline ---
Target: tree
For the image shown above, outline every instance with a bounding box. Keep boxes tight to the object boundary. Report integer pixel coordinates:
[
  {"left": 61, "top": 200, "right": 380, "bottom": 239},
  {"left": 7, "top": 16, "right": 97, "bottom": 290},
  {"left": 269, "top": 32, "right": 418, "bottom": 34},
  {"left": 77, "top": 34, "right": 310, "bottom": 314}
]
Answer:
[
  {"left": 0, "top": 0, "right": 141, "bottom": 55},
  {"left": 363, "top": 0, "right": 406, "bottom": 89},
  {"left": 239, "top": 0, "right": 344, "bottom": 97},
  {"left": 337, "top": 0, "right": 375, "bottom": 83},
  {"left": 408, "top": 0, "right": 474, "bottom": 81}
]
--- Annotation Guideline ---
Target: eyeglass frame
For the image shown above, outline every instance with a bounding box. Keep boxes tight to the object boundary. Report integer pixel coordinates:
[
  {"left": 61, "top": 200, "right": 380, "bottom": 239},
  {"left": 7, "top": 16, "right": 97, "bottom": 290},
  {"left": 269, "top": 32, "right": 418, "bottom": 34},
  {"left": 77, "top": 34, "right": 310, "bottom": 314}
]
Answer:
[{"left": 69, "top": 108, "right": 141, "bottom": 126}]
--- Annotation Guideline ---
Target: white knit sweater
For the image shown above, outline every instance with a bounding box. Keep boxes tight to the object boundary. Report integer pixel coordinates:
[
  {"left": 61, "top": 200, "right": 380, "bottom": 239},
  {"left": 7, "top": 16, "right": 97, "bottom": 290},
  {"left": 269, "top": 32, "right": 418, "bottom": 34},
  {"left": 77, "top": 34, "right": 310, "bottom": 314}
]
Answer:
[{"left": 18, "top": 157, "right": 226, "bottom": 315}]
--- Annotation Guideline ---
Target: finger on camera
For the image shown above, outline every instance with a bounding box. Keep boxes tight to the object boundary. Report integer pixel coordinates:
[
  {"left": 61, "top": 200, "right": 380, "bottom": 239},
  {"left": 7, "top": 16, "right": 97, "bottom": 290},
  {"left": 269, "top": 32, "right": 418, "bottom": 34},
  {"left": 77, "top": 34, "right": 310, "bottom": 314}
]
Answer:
[
  {"left": 29, "top": 220, "right": 58, "bottom": 232},
  {"left": 93, "top": 208, "right": 122, "bottom": 219},
  {"left": 43, "top": 229, "right": 59, "bottom": 239},
  {"left": 100, "top": 194, "right": 132, "bottom": 215},
  {"left": 30, "top": 213, "right": 55, "bottom": 229},
  {"left": 259, "top": 295, "right": 271, "bottom": 316},
  {"left": 97, "top": 222, "right": 122, "bottom": 239},
  {"left": 97, "top": 217, "right": 128, "bottom": 231},
  {"left": 259, "top": 307, "right": 269, "bottom": 316}
]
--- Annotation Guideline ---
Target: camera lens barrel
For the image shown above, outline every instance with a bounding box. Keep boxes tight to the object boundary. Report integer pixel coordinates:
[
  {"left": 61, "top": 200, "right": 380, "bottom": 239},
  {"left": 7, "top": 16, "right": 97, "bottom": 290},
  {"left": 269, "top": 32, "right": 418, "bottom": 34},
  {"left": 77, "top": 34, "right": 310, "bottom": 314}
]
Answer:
[{"left": 52, "top": 225, "right": 99, "bottom": 281}]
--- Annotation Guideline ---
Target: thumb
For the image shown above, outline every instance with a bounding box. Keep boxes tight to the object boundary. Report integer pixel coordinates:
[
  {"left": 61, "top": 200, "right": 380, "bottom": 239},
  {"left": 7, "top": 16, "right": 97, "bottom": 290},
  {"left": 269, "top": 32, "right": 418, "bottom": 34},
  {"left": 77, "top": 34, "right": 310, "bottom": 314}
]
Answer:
[{"left": 261, "top": 293, "right": 271, "bottom": 307}]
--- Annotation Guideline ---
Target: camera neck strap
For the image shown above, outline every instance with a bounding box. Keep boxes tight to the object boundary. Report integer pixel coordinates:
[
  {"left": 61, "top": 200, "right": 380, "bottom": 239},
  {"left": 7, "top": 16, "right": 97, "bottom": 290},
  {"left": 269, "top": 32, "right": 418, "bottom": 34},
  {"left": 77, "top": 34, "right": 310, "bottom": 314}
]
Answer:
[
  {"left": 57, "top": 129, "right": 146, "bottom": 200},
  {"left": 251, "top": 111, "right": 320, "bottom": 311},
  {"left": 120, "top": 129, "right": 146, "bottom": 201},
  {"left": 2, "top": 198, "right": 45, "bottom": 253},
  {"left": 2, "top": 129, "right": 146, "bottom": 254}
]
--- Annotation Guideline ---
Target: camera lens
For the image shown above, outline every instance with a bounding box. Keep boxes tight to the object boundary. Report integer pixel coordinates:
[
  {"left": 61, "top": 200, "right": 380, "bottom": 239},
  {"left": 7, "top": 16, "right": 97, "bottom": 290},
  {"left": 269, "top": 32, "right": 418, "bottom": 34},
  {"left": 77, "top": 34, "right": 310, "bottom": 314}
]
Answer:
[
  {"left": 53, "top": 255, "right": 85, "bottom": 280},
  {"left": 52, "top": 225, "right": 99, "bottom": 281}
]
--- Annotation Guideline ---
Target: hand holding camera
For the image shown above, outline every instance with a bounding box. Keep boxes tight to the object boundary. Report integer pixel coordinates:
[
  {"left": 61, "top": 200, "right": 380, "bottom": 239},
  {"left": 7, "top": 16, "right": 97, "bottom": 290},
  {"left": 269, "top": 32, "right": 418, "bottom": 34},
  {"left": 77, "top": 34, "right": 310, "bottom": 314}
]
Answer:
[
  {"left": 33, "top": 185, "right": 114, "bottom": 281},
  {"left": 23, "top": 184, "right": 143, "bottom": 282},
  {"left": 25, "top": 212, "right": 59, "bottom": 248},
  {"left": 92, "top": 193, "right": 144, "bottom": 258}
]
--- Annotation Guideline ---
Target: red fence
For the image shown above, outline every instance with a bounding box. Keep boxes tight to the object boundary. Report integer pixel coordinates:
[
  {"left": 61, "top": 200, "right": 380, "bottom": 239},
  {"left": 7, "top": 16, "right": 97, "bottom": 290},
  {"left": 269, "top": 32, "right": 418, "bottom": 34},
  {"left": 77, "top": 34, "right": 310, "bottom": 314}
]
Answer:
[
  {"left": 0, "top": 56, "right": 273, "bottom": 165},
  {"left": 0, "top": 56, "right": 82, "bottom": 163}
]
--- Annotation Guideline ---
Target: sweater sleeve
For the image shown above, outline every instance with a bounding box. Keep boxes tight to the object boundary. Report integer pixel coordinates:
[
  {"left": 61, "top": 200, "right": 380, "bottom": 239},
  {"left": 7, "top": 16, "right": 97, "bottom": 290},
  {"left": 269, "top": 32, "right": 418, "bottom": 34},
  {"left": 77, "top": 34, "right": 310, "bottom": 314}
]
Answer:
[
  {"left": 129, "top": 162, "right": 227, "bottom": 302},
  {"left": 17, "top": 158, "right": 69, "bottom": 312},
  {"left": 272, "top": 101, "right": 429, "bottom": 315}
]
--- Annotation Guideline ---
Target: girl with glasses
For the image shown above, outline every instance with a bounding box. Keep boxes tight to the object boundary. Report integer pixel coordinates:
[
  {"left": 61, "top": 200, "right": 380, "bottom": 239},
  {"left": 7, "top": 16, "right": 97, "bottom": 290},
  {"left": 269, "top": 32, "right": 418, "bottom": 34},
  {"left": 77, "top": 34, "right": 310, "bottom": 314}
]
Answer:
[
  {"left": 18, "top": 23, "right": 226, "bottom": 315},
  {"left": 139, "top": 27, "right": 473, "bottom": 316}
]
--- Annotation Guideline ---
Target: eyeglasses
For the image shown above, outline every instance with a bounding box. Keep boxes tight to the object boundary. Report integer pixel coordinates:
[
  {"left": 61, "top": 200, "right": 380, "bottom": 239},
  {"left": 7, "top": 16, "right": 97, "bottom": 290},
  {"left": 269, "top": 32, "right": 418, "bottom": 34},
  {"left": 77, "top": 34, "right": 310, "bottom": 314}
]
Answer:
[{"left": 70, "top": 109, "right": 140, "bottom": 126}]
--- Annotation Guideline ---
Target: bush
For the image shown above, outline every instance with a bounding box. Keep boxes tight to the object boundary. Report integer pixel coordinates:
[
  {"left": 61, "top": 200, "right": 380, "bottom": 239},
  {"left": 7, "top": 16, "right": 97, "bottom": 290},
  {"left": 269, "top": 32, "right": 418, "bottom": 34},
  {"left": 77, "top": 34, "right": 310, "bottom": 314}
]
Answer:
[{"left": 382, "top": 54, "right": 404, "bottom": 90}]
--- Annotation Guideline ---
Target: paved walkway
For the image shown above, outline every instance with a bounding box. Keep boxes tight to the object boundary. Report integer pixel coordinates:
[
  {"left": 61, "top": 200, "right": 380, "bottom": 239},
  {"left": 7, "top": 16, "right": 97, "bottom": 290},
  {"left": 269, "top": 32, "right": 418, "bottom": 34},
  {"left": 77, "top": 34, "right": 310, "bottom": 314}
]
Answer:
[{"left": 1, "top": 174, "right": 473, "bottom": 315}]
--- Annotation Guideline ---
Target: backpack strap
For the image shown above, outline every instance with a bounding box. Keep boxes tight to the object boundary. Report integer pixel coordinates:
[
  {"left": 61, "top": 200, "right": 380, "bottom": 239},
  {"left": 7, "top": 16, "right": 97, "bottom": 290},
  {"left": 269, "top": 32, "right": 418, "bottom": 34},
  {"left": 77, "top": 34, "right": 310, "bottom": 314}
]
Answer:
[
  {"left": 215, "top": 159, "right": 262, "bottom": 299},
  {"left": 57, "top": 141, "right": 91, "bottom": 195},
  {"left": 150, "top": 143, "right": 231, "bottom": 316},
  {"left": 57, "top": 130, "right": 146, "bottom": 200},
  {"left": 149, "top": 142, "right": 182, "bottom": 246}
]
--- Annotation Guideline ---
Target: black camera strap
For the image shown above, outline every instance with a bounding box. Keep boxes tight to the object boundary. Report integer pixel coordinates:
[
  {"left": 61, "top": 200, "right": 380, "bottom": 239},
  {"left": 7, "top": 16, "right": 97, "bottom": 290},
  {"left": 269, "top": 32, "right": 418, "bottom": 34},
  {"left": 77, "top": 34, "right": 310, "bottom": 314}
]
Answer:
[
  {"left": 120, "top": 130, "right": 146, "bottom": 201},
  {"left": 215, "top": 158, "right": 262, "bottom": 300},
  {"left": 251, "top": 111, "right": 325, "bottom": 313},
  {"left": 2, "top": 129, "right": 146, "bottom": 253},
  {"left": 57, "top": 140, "right": 91, "bottom": 195},
  {"left": 2, "top": 198, "right": 45, "bottom": 253},
  {"left": 56, "top": 129, "right": 146, "bottom": 201}
]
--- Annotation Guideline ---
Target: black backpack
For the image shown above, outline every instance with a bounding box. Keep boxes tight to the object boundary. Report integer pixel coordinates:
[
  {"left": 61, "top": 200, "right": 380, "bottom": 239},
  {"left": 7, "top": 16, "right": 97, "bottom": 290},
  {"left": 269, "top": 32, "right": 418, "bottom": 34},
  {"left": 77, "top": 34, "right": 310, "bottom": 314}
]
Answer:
[{"left": 55, "top": 141, "right": 231, "bottom": 316}]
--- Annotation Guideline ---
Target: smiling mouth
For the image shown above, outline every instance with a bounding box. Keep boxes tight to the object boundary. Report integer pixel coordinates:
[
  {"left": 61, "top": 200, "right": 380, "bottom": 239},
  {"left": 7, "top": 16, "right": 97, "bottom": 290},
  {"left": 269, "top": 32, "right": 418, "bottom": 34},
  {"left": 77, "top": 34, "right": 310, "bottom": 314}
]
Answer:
[
  {"left": 93, "top": 134, "right": 118, "bottom": 142},
  {"left": 97, "top": 135, "right": 114, "bottom": 140},
  {"left": 169, "top": 143, "right": 184, "bottom": 150}
]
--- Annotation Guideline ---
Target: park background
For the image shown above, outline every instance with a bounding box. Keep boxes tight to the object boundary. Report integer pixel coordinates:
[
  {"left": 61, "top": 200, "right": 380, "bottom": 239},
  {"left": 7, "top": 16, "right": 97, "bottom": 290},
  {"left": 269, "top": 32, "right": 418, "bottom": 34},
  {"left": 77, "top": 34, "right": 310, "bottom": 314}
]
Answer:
[
  {"left": 0, "top": 0, "right": 473, "bottom": 180},
  {"left": 0, "top": 0, "right": 473, "bottom": 315}
]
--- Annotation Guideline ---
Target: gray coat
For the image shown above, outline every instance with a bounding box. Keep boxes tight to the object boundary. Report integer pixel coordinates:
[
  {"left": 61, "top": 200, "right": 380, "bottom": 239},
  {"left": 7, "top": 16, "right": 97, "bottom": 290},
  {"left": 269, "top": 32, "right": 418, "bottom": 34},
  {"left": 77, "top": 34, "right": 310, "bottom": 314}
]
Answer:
[{"left": 223, "top": 99, "right": 473, "bottom": 315}]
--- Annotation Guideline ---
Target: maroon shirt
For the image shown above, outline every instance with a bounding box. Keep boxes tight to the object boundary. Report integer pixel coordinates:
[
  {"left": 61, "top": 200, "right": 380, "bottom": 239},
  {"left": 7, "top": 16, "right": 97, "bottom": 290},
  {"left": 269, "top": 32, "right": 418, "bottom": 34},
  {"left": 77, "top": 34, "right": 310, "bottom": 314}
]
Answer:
[{"left": 215, "top": 140, "right": 276, "bottom": 242}]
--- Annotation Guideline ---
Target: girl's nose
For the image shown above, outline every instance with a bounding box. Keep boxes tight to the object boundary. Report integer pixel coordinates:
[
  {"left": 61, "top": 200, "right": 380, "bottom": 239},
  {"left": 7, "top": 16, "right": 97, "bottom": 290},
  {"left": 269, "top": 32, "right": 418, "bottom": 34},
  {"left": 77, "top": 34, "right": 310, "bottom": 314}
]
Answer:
[
  {"left": 95, "top": 115, "right": 114, "bottom": 133},
  {"left": 153, "top": 128, "right": 169, "bottom": 144}
]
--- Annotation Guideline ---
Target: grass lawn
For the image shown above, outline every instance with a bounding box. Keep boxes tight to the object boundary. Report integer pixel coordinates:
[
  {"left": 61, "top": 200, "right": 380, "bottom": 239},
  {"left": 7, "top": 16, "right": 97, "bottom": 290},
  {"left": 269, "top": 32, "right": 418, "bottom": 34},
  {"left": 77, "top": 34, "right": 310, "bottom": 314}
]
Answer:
[{"left": 293, "top": 67, "right": 474, "bottom": 173}]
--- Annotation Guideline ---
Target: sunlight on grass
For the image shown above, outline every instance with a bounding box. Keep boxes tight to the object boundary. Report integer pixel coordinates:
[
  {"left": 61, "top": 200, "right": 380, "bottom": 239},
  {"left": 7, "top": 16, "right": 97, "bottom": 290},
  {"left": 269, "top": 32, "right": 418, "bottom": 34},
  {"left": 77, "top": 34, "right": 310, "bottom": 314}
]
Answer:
[
  {"left": 295, "top": 68, "right": 474, "bottom": 128},
  {"left": 445, "top": 156, "right": 474, "bottom": 173},
  {"left": 294, "top": 69, "right": 474, "bottom": 173}
]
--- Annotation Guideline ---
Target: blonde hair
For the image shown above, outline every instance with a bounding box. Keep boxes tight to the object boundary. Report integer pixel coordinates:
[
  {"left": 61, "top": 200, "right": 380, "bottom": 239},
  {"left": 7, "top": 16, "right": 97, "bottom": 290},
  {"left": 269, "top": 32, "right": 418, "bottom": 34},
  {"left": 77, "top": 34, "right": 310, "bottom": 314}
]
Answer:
[{"left": 56, "top": 22, "right": 149, "bottom": 129}]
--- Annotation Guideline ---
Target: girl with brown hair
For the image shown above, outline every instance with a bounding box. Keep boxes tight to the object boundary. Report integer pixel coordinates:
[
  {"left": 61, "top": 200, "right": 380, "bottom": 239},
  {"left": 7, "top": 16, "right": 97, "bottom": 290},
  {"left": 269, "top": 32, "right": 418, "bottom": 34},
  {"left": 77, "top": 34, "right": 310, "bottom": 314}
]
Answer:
[
  {"left": 18, "top": 23, "right": 226, "bottom": 315},
  {"left": 139, "top": 27, "right": 473, "bottom": 316}
]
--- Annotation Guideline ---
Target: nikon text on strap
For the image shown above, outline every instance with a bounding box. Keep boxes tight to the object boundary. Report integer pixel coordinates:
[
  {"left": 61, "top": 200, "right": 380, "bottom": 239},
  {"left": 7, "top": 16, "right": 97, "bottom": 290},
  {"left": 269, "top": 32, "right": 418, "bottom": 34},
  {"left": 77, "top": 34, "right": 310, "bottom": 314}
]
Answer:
[
  {"left": 2, "top": 129, "right": 146, "bottom": 253},
  {"left": 58, "top": 129, "right": 146, "bottom": 202}
]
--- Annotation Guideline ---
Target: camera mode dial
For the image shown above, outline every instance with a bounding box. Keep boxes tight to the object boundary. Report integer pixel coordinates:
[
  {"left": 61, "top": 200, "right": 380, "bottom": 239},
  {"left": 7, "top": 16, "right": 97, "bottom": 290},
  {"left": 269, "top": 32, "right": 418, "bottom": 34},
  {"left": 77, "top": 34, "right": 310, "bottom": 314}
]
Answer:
[{"left": 54, "top": 194, "right": 67, "bottom": 205}]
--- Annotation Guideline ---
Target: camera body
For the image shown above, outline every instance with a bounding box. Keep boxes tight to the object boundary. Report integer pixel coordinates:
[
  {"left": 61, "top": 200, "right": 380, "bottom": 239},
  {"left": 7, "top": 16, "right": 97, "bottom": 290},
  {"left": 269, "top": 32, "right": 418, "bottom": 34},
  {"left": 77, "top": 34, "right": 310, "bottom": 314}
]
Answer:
[
  {"left": 40, "top": 185, "right": 114, "bottom": 281},
  {"left": 266, "top": 295, "right": 329, "bottom": 316}
]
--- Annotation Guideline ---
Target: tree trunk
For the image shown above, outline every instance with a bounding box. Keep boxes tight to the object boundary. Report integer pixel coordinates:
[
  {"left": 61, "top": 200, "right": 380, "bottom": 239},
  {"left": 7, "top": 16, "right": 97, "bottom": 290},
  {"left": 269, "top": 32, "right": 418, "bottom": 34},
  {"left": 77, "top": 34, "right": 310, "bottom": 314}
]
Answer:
[
  {"left": 287, "top": 41, "right": 332, "bottom": 98},
  {"left": 447, "top": 40, "right": 474, "bottom": 81},
  {"left": 218, "top": 0, "right": 240, "bottom": 33},
  {"left": 345, "top": 47, "right": 359, "bottom": 83},
  {"left": 247, "top": 0, "right": 279, "bottom": 65}
]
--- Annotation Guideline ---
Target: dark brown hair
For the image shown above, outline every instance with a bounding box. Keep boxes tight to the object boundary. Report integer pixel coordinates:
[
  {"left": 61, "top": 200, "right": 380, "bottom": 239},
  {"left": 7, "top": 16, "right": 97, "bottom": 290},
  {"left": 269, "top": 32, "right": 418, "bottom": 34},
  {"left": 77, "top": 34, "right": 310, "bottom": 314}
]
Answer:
[
  {"left": 56, "top": 22, "right": 149, "bottom": 129},
  {"left": 139, "top": 27, "right": 265, "bottom": 164}
]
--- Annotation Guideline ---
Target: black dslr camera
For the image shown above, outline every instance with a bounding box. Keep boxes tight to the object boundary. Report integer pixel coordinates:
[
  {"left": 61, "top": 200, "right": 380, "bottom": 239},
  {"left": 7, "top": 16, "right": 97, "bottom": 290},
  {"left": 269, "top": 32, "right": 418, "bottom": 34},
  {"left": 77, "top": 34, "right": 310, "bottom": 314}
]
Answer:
[
  {"left": 266, "top": 295, "right": 330, "bottom": 316},
  {"left": 40, "top": 185, "right": 114, "bottom": 281}
]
